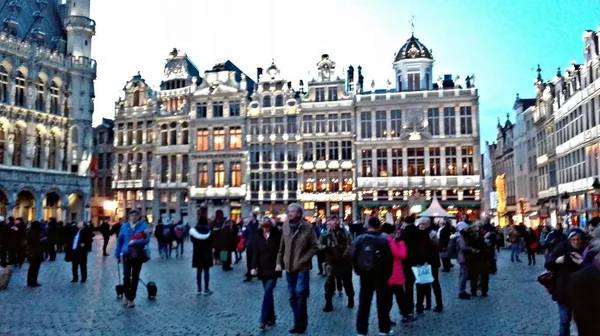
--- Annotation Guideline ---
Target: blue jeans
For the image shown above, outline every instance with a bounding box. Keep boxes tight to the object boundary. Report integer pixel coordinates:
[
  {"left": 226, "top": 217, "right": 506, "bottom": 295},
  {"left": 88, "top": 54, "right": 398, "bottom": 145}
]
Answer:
[
  {"left": 510, "top": 243, "right": 521, "bottom": 262},
  {"left": 261, "top": 279, "right": 277, "bottom": 323},
  {"left": 558, "top": 304, "right": 572, "bottom": 336},
  {"left": 458, "top": 263, "right": 469, "bottom": 294},
  {"left": 286, "top": 271, "right": 310, "bottom": 326}
]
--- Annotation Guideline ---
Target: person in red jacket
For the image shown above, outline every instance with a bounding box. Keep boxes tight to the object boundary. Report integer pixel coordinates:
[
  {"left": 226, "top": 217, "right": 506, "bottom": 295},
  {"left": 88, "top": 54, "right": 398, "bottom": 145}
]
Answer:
[{"left": 381, "top": 224, "right": 415, "bottom": 325}]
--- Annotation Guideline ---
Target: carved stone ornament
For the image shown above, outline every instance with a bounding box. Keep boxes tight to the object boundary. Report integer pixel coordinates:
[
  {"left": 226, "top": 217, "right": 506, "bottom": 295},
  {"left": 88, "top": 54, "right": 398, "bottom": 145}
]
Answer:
[{"left": 401, "top": 109, "right": 430, "bottom": 140}]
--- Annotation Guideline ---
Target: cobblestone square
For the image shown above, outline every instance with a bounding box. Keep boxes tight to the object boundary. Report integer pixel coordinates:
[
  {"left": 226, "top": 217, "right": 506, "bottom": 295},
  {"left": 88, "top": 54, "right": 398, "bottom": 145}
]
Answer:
[{"left": 0, "top": 238, "right": 563, "bottom": 336}]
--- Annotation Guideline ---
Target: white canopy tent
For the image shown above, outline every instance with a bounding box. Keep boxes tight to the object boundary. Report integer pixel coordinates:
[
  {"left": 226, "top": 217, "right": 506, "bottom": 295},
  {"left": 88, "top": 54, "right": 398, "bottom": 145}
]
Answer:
[{"left": 418, "top": 196, "right": 455, "bottom": 218}]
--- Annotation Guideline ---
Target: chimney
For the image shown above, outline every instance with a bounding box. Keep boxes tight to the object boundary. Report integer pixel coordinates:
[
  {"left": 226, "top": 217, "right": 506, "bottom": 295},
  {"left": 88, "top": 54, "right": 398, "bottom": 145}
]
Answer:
[
  {"left": 347, "top": 65, "right": 354, "bottom": 92},
  {"left": 256, "top": 67, "right": 263, "bottom": 81}
]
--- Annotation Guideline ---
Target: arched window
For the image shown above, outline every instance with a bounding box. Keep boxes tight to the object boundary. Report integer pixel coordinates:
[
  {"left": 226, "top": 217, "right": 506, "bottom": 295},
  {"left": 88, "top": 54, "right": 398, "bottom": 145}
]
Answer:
[
  {"left": 50, "top": 82, "right": 60, "bottom": 115},
  {"left": 35, "top": 78, "right": 45, "bottom": 111},
  {"left": 169, "top": 122, "right": 177, "bottom": 145},
  {"left": 0, "top": 66, "right": 8, "bottom": 103},
  {"left": 275, "top": 95, "right": 284, "bottom": 107},
  {"left": 262, "top": 95, "right": 271, "bottom": 108},
  {"left": 32, "top": 130, "right": 42, "bottom": 168},
  {"left": 160, "top": 124, "right": 168, "bottom": 146},
  {"left": 181, "top": 122, "right": 189, "bottom": 145},
  {"left": 15, "top": 71, "right": 26, "bottom": 107},
  {"left": 71, "top": 127, "right": 79, "bottom": 144},
  {"left": 0, "top": 124, "right": 4, "bottom": 164},
  {"left": 48, "top": 133, "right": 57, "bottom": 169},
  {"left": 133, "top": 90, "right": 140, "bottom": 107},
  {"left": 12, "top": 127, "right": 23, "bottom": 166}
]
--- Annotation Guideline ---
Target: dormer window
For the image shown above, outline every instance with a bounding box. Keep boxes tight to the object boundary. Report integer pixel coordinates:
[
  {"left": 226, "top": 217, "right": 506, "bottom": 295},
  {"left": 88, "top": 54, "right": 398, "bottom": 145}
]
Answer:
[
  {"left": 133, "top": 90, "right": 140, "bottom": 107},
  {"left": 315, "top": 88, "right": 325, "bottom": 102},
  {"left": 328, "top": 87, "right": 337, "bottom": 101},
  {"left": 262, "top": 96, "right": 271, "bottom": 108},
  {"left": 407, "top": 73, "right": 420, "bottom": 91}
]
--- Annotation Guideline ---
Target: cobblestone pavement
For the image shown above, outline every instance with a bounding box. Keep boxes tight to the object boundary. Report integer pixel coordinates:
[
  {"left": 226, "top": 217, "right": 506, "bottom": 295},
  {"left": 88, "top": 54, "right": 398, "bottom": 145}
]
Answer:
[{"left": 0, "top": 237, "right": 568, "bottom": 336}]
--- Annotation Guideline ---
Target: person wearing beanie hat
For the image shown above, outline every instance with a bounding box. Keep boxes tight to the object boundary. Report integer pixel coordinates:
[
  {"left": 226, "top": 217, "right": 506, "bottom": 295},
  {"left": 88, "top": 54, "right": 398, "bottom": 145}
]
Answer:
[{"left": 545, "top": 227, "right": 587, "bottom": 336}]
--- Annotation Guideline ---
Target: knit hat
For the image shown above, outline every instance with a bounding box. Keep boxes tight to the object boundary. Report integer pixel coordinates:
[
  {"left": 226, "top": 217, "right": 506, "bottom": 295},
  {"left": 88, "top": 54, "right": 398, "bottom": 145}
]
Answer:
[
  {"left": 456, "top": 222, "right": 469, "bottom": 232},
  {"left": 567, "top": 228, "right": 585, "bottom": 239}
]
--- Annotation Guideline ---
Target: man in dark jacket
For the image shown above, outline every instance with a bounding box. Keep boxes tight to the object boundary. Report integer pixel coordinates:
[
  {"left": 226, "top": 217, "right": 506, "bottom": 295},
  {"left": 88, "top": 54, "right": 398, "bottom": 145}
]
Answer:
[
  {"left": 46, "top": 218, "right": 59, "bottom": 261},
  {"left": 353, "top": 217, "right": 393, "bottom": 336},
  {"left": 243, "top": 214, "right": 260, "bottom": 282},
  {"left": 99, "top": 221, "right": 111, "bottom": 256},
  {"left": 568, "top": 247, "right": 600, "bottom": 336},
  {"left": 7, "top": 217, "right": 25, "bottom": 268},
  {"left": 321, "top": 215, "right": 355, "bottom": 312},
  {"left": 438, "top": 220, "right": 454, "bottom": 272},
  {"left": 65, "top": 222, "right": 93, "bottom": 283}
]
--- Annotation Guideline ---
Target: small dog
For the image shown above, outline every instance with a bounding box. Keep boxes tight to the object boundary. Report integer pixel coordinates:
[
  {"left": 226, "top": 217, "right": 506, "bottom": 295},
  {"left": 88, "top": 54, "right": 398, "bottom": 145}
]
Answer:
[{"left": 0, "top": 266, "right": 14, "bottom": 290}]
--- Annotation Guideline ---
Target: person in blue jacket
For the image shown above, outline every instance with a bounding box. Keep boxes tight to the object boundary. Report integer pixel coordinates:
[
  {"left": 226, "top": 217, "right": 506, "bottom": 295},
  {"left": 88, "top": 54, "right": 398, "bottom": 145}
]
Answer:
[{"left": 115, "top": 209, "right": 150, "bottom": 308}]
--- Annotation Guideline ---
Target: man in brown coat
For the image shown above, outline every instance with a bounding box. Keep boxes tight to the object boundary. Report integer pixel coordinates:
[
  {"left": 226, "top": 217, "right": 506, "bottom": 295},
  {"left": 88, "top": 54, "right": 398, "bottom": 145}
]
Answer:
[{"left": 276, "top": 203, "right": 319, "bottom": 334}]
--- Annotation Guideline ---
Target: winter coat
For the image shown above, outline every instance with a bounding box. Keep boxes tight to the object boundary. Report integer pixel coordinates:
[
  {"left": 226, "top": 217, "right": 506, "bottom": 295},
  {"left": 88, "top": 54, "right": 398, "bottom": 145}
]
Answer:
[
  {"left": 220, "top": 226, "right": 238, "bottom": 252},
  {"left": 242, "top": 220, "right": 260, "bottom": 250},
  {"left": 456, "top": 231, "right": 473, "bottom": 264},
  {"left": 320, "top": 227, "right": 353, "bottom": 263},
  {"left": 399, "top": 224, "right": 419, "bottom": 268},
  {"left": 26, "top": 228, "right": 45, "bottom": 263},
  {"left": 65, "top": 226, "right": 93, "bottom": 263},
  {"left": 545, "top": 240, "right": 586, "bottom": 305},
  {"left": 568, "top": 262, "right": 600, "bottom": 336},
  {"left": 277, "top": 220, "right": 319, "bottom": 273},
  {"left": 114, "top": 221, "right": 150, "bottom": 258},
  {"left": 251, "top": 228, "right": 282, "bottom": 280},
  {"left": 387, "top": 236, "right": 407, "bottom": 286},
  {"left": 190, "top": 225, "right": 212, "bottom": 268},
  {"left": 412, "top": 228, "right": 440, "bottom": 268}
]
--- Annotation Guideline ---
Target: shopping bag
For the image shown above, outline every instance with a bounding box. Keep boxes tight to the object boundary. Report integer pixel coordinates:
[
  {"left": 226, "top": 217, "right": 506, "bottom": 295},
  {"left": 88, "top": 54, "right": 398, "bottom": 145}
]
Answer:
[
  {"left": 412, "top": 264, "right": 434, "bottom": 284},
  {"left": 219, "top": 251, "right": 229, "bottom": 262}
]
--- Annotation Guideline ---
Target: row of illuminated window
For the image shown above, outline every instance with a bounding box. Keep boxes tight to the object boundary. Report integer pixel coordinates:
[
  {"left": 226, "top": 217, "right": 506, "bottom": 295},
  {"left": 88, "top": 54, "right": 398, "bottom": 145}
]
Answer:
[
  {"left": 360, "top": 147, "right": 475, "bottom": 177},
  {"left": 248, "top": 172, "right": 298, "bottom": 192},
  {"left": 116, "top": 190, "right": 155, "bottom": 202},
  {"left": 0, "top": 126, "right": 64, "bottom": 170},
  {"left": 358, "top": 107, "right": 473, "bottom": 139},
  {"left": 302, "top": 170, "right": 353, "bottom": 193},
  {"left": 361, "top": 189, "right": 477, "bottom": 201},
  {"left": 0, "top": 67, "right": 64, "bottom": 115},
  {"left": 196, "top": 127, "right": 242, "bottom": 151},
  {"left": 196, "top": 162, "right": 243, "bottom": 188},
  {"left": 300, "top": 113, "right": 353, "bottom": 134},
  {"left": 196, "top": 100, "right": 241, "bottom": 118},
  {"left": 555, "top": 96, "right": 598, "bottom": 147}
]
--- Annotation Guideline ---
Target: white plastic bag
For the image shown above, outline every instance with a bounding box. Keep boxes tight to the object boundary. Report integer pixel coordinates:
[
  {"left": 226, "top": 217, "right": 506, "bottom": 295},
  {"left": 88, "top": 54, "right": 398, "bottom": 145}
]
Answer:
[{"left": 412, "top": 264, "right": 434, "bottom": 284}]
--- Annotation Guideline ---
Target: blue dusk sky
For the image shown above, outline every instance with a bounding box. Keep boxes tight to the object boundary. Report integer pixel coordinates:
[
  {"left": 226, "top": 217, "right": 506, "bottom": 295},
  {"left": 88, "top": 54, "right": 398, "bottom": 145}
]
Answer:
[{"left": 92, "top": 0, "right": 600, "bottom": 145}]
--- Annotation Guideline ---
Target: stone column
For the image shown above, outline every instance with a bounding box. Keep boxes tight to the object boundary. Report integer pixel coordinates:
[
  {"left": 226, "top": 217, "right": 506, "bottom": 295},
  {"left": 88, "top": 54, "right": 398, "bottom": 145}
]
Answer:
[
  {"left": 402, "top": 148, "right": 408, "bottom": 176},
  {"left": 43, "top": 139, "right": 50, "bottom": 170},
  {"left": 457, "top": 146, "right": 463, "bottom": 175},
  {"left": 454, "top": 106, "right": 461, "bottom": 136},
  {"left": 34, "top": 196, "right": 43, "bottom": 221},
  {"left": 441, "top": 147, "right": 447, "bottom": 175},
  {"left": 386, "top": 148, "right": 392, "bottom": 177},
  {"left": 370, "top": 110, "right": 376, "bottom": 140},
  {"left": 370, "top": 149, "right": 376, "bottom": 177}
]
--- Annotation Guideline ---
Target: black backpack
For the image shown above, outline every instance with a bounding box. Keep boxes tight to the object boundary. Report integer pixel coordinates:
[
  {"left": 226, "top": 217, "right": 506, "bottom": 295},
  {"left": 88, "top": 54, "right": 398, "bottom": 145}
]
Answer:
[{"left": 356, "top": 236, "right": 382, "bottom": 274}]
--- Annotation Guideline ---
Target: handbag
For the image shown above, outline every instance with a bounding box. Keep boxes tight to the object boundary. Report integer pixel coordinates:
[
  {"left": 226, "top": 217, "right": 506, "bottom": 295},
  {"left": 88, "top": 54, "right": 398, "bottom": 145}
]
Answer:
[
  {"left": 537, "top": 270, "right": 555, "bottom": 293},
  {"left": 412, "top": 264, "right": 434, "bottom": 285},
  {"left": 219, "top": 250, "right": 229, "bottom": 262}
]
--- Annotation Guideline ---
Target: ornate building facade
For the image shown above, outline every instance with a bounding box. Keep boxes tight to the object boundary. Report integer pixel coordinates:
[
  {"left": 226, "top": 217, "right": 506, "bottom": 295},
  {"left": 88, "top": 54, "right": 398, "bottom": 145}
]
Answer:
[
  {"left": 355, "top": 34, "right": 481, "bottom": 222},
  {"left": 0, "top": 0, "right": 96, "bottom": 222},
  {"left": 298, "top": 54, "right": 356, "bottom": 221}
]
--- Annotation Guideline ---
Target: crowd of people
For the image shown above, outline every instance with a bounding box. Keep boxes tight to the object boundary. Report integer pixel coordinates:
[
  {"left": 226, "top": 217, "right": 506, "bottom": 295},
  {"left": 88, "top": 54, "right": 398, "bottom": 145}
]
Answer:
[{"left": 4, "top": 204, "right": 600, "bottom": 336}]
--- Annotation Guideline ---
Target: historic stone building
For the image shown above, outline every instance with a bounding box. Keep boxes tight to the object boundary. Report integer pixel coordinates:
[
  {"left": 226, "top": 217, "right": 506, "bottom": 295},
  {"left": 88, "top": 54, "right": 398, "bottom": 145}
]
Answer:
[
  {"left": 355, "top": 34, "right": 481, "bottom": 223},
  {"left": 190, "top": 60, "right": 253, "bottom": 223},
  {"left": 298, "top": 54, "right": 356, "bottom": 221},
  {"left": 246, "top": 61, "right": 299, "bottom": 219},
  {"left": 0, "top": 0, "right": 96, "bottom": 222},
  {"left": 91, "top": 118, "right": 114, "bottom": 224}
]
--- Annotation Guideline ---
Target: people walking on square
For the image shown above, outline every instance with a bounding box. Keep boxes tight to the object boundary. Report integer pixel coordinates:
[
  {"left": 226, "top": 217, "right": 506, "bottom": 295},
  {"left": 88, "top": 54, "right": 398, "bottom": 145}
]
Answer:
[
  {"left": 469, "top": 223, "right": 490, "bottom": 297},
  {"left": 320, "top": 215, "right": 354, "bottom": 312},
  {"left": 545, "top": 228, "right": 587, "bottom": 336},
  {"left": 26, "top": 221, "right": 45, "bottom": 288},
  {"left": 353, "top": 217, "right": 394, "bottom": 336},
  {"left": 66, "top": 222, "right": 93, "bottom": 283},
  {"left": 455, "top": 221, "right": 475, "bottom": 300},
  {"left": 276, "top": 203, "right": 319, "bottom": 334},
  {"left": 190, "top": 216, "right": 212, "bottom": 295},
  {"left": 99, "top": 220, "right": 111, "bottom": 256},
  {"left": 381, "top": 223, "right": 413, "bottom": 325},
  {"left": 46, "top": 217, "right": 59, "bottom": 261},
  {"left": 7, "top": 217, "right": 26, "bottom": 269},
  {"left": 414, "top": 217, "right": 443, "bottom": 314},
  {"left": 525, "top": 227, "right": 538, "bottom": 266},
  {"left": 174, "top": 220, "right": 186, "bottom": 257},
  {"left": 243, "top": 214, "right": 260, "bottom": 282},
  {"left": 250, "top": 217, "right": 282, "bottom": 330},
  {"left": 438, "top": 220, "right": 455, "bottom": 272},
  {"left": 115, "top": 210, "right": 150, "bottom": 308},
  {"left": 508, "top": 225, "right": 522, "bottom": 263},
  {"left": 154, "top": 219, "right": 167, "bottom": 259}
]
